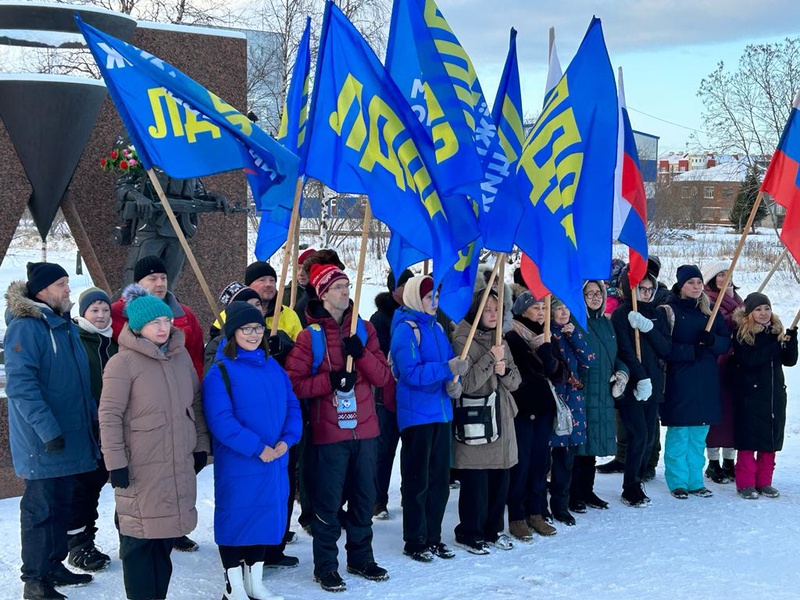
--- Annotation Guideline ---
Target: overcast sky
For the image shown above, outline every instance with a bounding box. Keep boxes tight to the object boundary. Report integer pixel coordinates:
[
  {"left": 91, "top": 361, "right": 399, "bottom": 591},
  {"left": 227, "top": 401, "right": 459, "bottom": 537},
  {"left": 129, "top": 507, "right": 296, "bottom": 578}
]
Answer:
[{"left": 436, "top": 0, "right": 800, "bottom": 153}]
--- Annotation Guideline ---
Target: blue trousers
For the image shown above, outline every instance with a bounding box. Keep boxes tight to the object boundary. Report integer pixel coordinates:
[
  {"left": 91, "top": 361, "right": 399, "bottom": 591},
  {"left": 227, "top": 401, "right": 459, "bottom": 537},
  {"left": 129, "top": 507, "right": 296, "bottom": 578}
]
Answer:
[{"left": 664, "top": 425, "right": 709, "bottom": 491}]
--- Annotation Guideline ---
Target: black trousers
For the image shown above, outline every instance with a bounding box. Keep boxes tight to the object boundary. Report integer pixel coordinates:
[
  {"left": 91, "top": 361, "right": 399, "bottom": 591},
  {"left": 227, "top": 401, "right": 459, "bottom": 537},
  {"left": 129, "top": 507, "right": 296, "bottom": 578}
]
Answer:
[
  {"left": 312, "top": 438, "right": 377, "bottom": 577},
  {"left": 507, "top": 415, "right": 552, "bottom": 522},
  {"left": 263, "top": 441, "right": 300, "bottom": 561},
  {"left": 20, "top": 475, "right": 74, "bottom": 582},
  {"left": 219, "top": 545, "right": 268, "bottom": 569},
  {"left": 549, "top": 445, "right": 577, "bottom": 512},
  {"left": 618, "top": 401, "right": 660, "bottom": 486},
  {"left": 614, "top": 409, "right": 661, "bottom": 468},
  {"left": 455, "top": 468, "right": 509, "bottom": 544},
  {"left": 570, "top": 455, "right": 597, "bottom": 504},
  {"left": 400, "top": 422, "right": 450, "bottom": 550},
  {"left": 297, "top": 415, "right": 314, "bottom": 530},
  {"left": 67, "top": 459, "right": 108, "bottom": 537},
  {"left": 375, "top": 400, "right": 400, "bottom": 508},
  {"left": 120, "top": 536, "right": 174, "bottom": 600}
]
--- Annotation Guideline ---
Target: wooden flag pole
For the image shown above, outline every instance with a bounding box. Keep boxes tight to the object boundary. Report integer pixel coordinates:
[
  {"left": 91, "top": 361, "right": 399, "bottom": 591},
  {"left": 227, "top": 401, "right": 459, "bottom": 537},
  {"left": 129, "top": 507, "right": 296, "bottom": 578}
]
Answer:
[
  {"left": 271, "top": 178, "right": 304, "bottom": 336},
  {"left": 453, "top": 259, "right": 501, "bottom": 382},
  {"left": 423, "top": 259, "right": 430, "bottom": 276},
  {"left": 706, "top": 190, "right": 765, "bottom": 331},
  {"left": 631, "top": 286, "right": 642, "bottom": 360},
  {"left": 757, "top": 247, "right": 790, "bottom": 293},
  {"left": 495, "top": 254, "right": 507, "bottom": 345},
  {"left": 145, "top": 169, "right": 221, "bottom": 325},
  {"left": 290, "top": 213, "right": 301, "bottom": 309},
  {"left": 346, "top": 199, "right": 372, "bottom": 373},
  {"left": 790, "top": 306, "right": 800, "bottom": 331}
]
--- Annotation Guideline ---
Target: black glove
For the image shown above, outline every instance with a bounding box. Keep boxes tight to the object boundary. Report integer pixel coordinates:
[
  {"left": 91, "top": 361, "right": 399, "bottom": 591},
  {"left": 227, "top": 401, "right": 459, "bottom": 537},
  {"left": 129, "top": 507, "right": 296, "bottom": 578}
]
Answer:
[
  {"left": 193, "top": 452, "right": 208, "bottom": 474},
  {"left": 786, "top": 328, "right": 798, "bottom": 341},
  {"left": 44, "top": 435, "right": 65, "bottom": 454},
  {"left": 329, "top": 370, "right": 357, "bottom": 393},
  {"left": 342, "top": 335, "right": 365, "bottom": 359},
  {"left": 268, "top": 331, "right": 294, "bottom": 359},
  {"left": 109, "top": 467, "right": 130, "bottom": 489},
  {"left": 696, "top": 330, "right": 716, "bottom": 346}
]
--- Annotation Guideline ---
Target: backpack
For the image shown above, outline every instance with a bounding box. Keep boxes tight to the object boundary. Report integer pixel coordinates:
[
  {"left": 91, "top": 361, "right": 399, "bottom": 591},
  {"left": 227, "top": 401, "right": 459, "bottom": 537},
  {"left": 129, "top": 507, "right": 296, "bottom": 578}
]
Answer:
[
  {"left": 308, "top": 317, "right": 369, "bottom": 374},
  {"left": 389, "top": 319, "right": 445, "bottom": 378}
]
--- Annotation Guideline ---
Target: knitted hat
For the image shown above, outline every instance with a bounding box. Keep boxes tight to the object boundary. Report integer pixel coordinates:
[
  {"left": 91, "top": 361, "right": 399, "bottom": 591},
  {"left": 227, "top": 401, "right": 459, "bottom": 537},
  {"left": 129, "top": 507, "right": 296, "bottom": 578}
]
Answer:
[
  {"left": 387, "top": 268, "right": 415, "bottom": 292},
  {"left": 26, "top": 262, "right": 68, "bottom": 297},
  {"left": 744, "top": 292, "right": 771, "bottom": 316},
  {"left": 244, "top": 261, "right": 277, "bottom": 286},
  {"left": 224, "top": 301, "right": 264, "bottom": 339},
  {"left": 310, "top": 263, "right": 349, "bottom": 297},
  {"left": 402, "top": 276, "right": 434, "bottom": 313},
  {"left": 122, "top": 284, "right": 173, "bottom": 333},
  {"left": 647, "top": 255, "right": 662, "bottom": 279},
  {"left": 218, "top": 281, "right": 247, "bottom": 305},
  {"left": 79, "top": 287, "right": 111, "bottom": 317},
  {"left": 230, "top": 287, "right": 260, "bottom": 305},
  {"left": 512, "top": 290, "right": 540, "bottom": 317},
  {"left": 298, "top": 248, "right": 316, "bottom": 266},
  {"left": 675, "top": 264, "right": 703, "bottom": 290},
  {"left": 550, "top": 296, "right": 565, "bottom": 314},
  {"left": 133, "top": 255, "right": 167, "bottom": 282},
  {"left": 701, "top": 260, "right": 731, "bottom": 286}
]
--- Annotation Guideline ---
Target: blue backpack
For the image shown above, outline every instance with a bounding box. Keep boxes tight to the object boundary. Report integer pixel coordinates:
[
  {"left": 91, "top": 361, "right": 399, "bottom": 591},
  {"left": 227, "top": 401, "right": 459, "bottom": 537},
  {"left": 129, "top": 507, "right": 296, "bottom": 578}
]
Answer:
[{"left": 308, "top": 317, "right": 369, "bottom": 374}]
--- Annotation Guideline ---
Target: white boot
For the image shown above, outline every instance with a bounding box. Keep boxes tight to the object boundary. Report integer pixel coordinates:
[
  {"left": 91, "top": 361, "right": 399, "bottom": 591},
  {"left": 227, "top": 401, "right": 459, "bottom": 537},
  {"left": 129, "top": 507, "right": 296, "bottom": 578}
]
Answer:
[
  {"left": 243, "top": 562, "right": 284, "bottom": 600},
  {"left": 223, "top": 565, "right": 250, "bottom": 600}
]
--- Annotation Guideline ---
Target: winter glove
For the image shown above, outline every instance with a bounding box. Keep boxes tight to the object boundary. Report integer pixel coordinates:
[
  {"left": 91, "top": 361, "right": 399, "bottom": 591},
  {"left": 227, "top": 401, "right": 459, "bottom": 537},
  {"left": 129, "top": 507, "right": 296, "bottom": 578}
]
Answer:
[
  {"left": 627, "top": 311, "right": 654, "bottom": 333},
  {"left": 633, "top": 378, "right": 653, "bottom": 402},
  {"left": 268, "top": 331, "right": 294, "bottom": 362},
  {"left": 447, "top": 357, "right": 469, "bottom": 377},
  {"left": 610, "top": 370, "right": 629, "bottom": 399},
  {"left": 44, "top": 435, "right": 65, "bottom": 454},
  {"left": 342, "top": 335, "right": 365, "bottom": 360},
  {"left": 446, "top": 380, "right": 463, "bottom": 399},
  {"left": 109, "top": 467, "right": 130, "bottom": 489},
  {"left": 785, "top": 328, "right": 798, "bottom": 341},
  {"left": 193, "top": 452, "right": 208, "bottom": 475},
  {"left": 696, "top": 330, "right": 716, "bottom": 346},
  {"left": 329, "top": 370, "right": 357, "bottom": 393}
]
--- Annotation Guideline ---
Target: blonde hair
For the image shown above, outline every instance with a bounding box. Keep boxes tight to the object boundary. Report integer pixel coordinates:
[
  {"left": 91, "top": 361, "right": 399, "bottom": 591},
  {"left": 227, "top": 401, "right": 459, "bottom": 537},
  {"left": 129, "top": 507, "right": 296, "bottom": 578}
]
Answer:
[{"left": 735, "top": 310, "right": 784, "bottom": 346}]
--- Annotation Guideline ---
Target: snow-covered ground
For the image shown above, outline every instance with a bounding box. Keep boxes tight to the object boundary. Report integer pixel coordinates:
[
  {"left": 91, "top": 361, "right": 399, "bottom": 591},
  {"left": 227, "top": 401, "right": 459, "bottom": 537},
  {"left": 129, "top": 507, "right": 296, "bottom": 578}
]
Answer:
[{"left": 1, "top": 226, "right": 799, "bottom": 599}]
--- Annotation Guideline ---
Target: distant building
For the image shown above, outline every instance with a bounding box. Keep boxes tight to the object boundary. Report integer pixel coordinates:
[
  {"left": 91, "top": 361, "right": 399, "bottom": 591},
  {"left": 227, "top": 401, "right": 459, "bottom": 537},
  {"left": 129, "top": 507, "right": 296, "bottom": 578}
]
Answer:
[{"left": 670, "top": 161, "right": 750, "bottom": 225}]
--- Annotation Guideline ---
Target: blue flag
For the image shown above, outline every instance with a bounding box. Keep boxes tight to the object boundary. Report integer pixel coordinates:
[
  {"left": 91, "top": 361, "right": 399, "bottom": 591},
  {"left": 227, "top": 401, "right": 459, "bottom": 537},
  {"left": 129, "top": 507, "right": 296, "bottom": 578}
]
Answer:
[
  {"left": 305, "top": 2, "right": 475, "bottom": 279},
  {"left": 76, "top": 17, "right": 299, "bottom": 213},
  {"left": 386, "top": 0, "right": 523, "bottom": 253},
  {"left": 514, "top": 18, "right": 618, "bottom": 326},
  {"left": 256, "top": 17, "right": 312, "bottom": 260}
]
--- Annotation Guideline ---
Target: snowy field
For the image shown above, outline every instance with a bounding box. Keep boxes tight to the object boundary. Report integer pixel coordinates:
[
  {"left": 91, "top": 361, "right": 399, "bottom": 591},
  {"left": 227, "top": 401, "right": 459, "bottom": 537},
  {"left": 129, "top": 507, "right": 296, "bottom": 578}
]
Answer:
[{"left": 0, "top": 226, "right": 799, "bottom": 599}]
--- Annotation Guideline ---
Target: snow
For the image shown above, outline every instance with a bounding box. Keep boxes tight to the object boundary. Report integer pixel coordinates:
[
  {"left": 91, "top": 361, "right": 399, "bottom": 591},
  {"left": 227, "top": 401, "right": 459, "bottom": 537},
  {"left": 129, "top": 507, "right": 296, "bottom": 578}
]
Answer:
[
  {"left": 672, "top": 161, "right": 749, "bottom": 183},
  {"left": 1, "top": 226, "right": 800, "bottom": 599},
  {"left": 0, "top": 73, "right": 105, "bottom": 87}
]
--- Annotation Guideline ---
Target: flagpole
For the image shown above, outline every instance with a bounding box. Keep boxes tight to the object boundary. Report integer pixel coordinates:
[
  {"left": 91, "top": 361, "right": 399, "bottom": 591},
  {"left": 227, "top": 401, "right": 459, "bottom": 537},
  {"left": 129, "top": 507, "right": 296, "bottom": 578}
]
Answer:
[
  {"left": 290, "top": 212, "right": 301, "bottom": 309},
  {"left": 271, "top": 178, "right": 304, "bottom": 337},
  {"left": 346, "top": 198, "right": 372, "bottom": 373},
  {"left": 453, "top": 260, "right": 501, "bottom": 383},
  {"left": 706, "top": 190, "right": 765, "bottom": 331},
  {"left": 423, "top": 260, "right": 430, "bottom": 276},
  {"left": 145, "top": 169, "right": 221, "bottom": 325},
  {"left": 757, "top": 247, "right": 790, "bottom": 292},
  {"left": 790, "top": 306, "right": 800, "bottom": 331},
  {"left": 544, "top": 295, "right": 552, "bottom": 340},
  {"left": 495, "top": 254, "right": 507, "bottom": 345},
  {"left": 631, "top": 286, "right": 642, "bottom": 360}
]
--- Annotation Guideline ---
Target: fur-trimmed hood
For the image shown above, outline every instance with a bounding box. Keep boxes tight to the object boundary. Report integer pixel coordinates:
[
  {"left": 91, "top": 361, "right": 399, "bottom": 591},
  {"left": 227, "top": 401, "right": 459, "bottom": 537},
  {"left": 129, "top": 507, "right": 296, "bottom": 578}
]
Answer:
[{"left": 5, "top": 280, "right": 53, "bottom": 323}]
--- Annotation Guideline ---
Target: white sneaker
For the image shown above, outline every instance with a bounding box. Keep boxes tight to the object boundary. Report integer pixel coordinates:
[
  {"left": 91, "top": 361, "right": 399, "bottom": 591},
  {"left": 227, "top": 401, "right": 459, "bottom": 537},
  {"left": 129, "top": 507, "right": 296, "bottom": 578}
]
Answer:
[
  {"left": 488, "top": 534, "right": 514, "bottom": 551},
  {"left": 243, "top": 563, "right": 284, "bottom": 600}
]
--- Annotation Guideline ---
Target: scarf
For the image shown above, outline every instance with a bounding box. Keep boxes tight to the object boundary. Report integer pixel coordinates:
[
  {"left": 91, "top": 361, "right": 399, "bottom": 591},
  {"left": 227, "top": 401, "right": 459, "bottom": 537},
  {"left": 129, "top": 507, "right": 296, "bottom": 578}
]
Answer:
[{"left": 75, "top": 316, "right": 113, "bottom": 338}]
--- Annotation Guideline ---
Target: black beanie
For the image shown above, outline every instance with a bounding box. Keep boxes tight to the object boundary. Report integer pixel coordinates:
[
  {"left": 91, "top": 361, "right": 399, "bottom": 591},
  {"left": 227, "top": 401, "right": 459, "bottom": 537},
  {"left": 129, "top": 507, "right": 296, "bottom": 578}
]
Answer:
[
  {"left": 675, "top": 264, "right": 703, "bottom": 290},
  {"left": 244, "top": 261, "right": 277, "bottom": 286},
  {"left": 26, "top": 262, "right": 69, "bottom": 297},
  {"left": 133, "top": 255, "right": 167, "bottom": 282},
  {"left": 387, "top": 268, "right": 414, "bottom": 292},
  {"left": 224, "top": 301, "right": 265, "bottom": 339},
  {"left": 744, "top": 292, "right": 771, "bottom": 316}
]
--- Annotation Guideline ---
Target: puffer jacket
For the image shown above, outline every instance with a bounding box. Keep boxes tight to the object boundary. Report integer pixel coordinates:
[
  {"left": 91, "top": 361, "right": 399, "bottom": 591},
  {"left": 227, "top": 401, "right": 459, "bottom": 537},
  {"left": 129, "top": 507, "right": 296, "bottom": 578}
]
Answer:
[
  {"left": 100, "top": 325, "right": 210, "bottom": 539},
  {"left": 551, "top": 320, "right": 596, "bottom": 447},
  {"left": 451, "top": 320, "right": 521, "bottom": 470},
  {"left": 284, "top": 299, "right": 392, "bottom": 445},
  {"left": 390, "top": 306, "right": 455, "bottom": 431},
  {"left": 203, "top": 343, "right": 302, "bottom": 546},
  {"left": 4, "top": 281, "right": 100, "bottom": 479}
]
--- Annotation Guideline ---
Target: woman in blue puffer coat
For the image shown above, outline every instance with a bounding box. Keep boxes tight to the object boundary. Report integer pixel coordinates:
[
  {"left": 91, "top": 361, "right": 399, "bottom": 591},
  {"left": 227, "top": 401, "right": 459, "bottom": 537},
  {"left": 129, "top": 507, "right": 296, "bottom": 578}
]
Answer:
[
  {"left": 390, "top": 275, "right": 466, "bottom": 563},
  {"left": 203, "top": 302, "right": 302, "bottom": 600}
]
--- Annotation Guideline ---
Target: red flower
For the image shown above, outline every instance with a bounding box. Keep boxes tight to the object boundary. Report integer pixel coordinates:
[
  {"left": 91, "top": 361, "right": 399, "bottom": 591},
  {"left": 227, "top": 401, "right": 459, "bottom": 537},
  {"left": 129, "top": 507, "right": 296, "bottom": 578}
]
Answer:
[
  {"left": 110, "top": 150, "right": 118, "bottom": 160},
  {"left": 119, "top": 160, "right": 129, "bottom": 170},
  {"left": 100, "top": 158, "right": 107, "bottom": 168}
]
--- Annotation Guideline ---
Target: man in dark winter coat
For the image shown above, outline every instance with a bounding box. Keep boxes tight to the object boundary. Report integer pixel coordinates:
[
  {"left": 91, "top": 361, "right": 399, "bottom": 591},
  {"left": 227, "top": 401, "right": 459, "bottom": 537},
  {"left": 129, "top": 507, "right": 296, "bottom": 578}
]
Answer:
[
  {"left": 285, "top": 264, "right": 392, "bottom": 593},
  {"left": 4, "top": 263, "right": 100, "bottom": 599},
  {"left": 370, "top": 268, "right": 414, "bottom": 518}
]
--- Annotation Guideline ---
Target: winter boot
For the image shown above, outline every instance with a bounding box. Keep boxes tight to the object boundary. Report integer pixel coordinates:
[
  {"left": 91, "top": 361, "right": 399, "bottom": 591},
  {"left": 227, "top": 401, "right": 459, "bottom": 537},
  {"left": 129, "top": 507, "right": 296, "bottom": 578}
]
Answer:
[
  {"left": 68, "top": 530, "right": 111, "bottom": 572},
  {"left": 704, "top": 460, "right": 729, "bottom": 484},
  {"left": 243, "top": 562, "right": 284, "bottom": 600},
  {"left": 23, "top": 580, "right": 66, "bottom": 600},
  {"left": 621, "top": 484, "right": 646, "bottom": 507},
  {"left": 722, "top": 458, "right": 736, "bottom": 482},
  {"left": 596, "top": 459, "right": 625, "bottom": 474},
  {"left": 509, "top": 520, "right": 533, "bottom": 542},
  {"left": 527, "top": 514, "right": 557, "bottom": 537},
  {"left": 223, "top": 565, "right": 250, "bottom": 600},
  {"left": 756, "top": 485, "right": 780, "bottom": 498}
]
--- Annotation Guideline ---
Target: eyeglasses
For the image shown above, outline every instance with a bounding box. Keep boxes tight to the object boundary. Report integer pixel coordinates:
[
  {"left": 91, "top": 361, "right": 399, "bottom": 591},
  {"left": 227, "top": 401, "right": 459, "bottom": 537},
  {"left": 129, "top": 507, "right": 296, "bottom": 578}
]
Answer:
[
  {"left": 328, "top": 283, "right": 352, "bottom": 293},
  {"left": 147, "top": 317, "right": 172, "bottom": 328},
  {"left": 584, "top": 291, "right": 603, "bottom": 300},
  {"left": 637, "top": 286, "right": 655, "bottom": 296},
  {"left": 239, "top": 325, "right": 265, "bottom": 335}
]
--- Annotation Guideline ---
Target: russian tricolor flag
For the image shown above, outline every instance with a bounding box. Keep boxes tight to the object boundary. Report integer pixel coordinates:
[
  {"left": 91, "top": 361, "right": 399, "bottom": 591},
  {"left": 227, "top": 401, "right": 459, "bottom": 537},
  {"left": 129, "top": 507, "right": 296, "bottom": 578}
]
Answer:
[
  {"left": 761, "top": 90, "right": 800, "bottom": 263},
  {"left": 613, "top": 67, "right": 648, "bottom": 287}
]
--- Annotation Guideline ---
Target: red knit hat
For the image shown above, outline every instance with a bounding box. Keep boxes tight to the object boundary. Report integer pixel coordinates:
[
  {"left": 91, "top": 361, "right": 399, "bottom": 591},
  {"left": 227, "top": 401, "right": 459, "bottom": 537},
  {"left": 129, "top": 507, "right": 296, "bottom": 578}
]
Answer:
[
  {"left": 298, "top": 248, "right": 316, "bottom": 266},
  {"left": 309, "top": 263, "right": 349, "bottom": 297}
]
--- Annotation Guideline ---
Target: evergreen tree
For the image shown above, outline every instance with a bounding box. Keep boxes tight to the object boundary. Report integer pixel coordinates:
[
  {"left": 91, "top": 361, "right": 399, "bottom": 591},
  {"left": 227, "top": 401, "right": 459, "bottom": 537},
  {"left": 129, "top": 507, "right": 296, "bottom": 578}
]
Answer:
[{"left": 730, "top": 165, "right": 767, "bottom": 232}]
